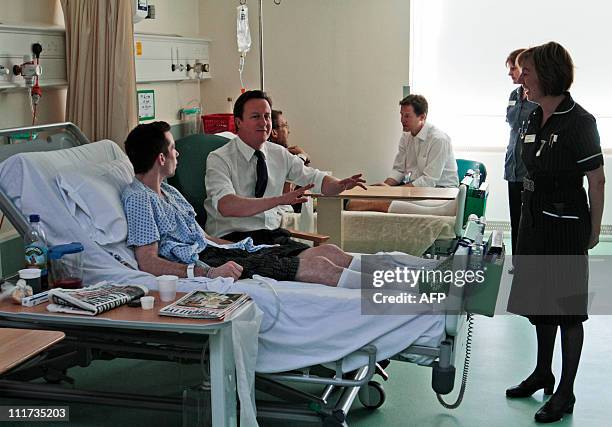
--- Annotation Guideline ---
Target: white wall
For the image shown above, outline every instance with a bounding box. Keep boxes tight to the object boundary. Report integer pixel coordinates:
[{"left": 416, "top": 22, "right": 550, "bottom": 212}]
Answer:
[
  {"left": 0, "top": 0, "right": 63, "bottom": 27},
  {"left": 0, "top": 0, "right": 65, "bottom": 130},
  {"left": 0, "top": 0, "right": 203, "bottom": 129},
  {"left": 199, "top": 0, "right": 410, "bottom": 182},
  {"left": 135, "top": 0, "right": 203, "bottom": 126}
]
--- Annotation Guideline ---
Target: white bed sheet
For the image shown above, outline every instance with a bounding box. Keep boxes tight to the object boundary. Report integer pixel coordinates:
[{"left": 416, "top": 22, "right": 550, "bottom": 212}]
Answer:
[{"left": 0, "top": 140, "right": 445, "bottom": 374}]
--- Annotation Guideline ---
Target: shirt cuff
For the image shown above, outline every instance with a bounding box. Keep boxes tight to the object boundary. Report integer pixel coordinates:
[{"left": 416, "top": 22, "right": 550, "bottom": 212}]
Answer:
[
  {"left": 411, "top": 176, "right": 434, "bottom": 187},
  {"left": 311, "top": 170, "right": 326, "bottom": 194},
  {"left": 388, "top": 170, "right": 405, "bottom": 184}
]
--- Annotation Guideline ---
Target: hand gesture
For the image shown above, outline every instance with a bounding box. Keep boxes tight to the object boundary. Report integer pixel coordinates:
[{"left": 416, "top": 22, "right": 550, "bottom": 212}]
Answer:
[
  {"left": 338, "top": 174, "right": 367, "bottom": 191},
  {"left": 208, "top": 261, "right": 243, "bottom": 281},
  {"left": 280, "top": 183, "right": 314, "bottom": 205}
]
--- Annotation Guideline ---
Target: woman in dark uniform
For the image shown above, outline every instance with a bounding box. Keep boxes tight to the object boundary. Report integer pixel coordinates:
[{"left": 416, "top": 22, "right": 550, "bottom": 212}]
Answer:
[
  {"left": 504, "top": 48, "right": 537, "bottom": 273},
  {"left": 505, "top": 42, "right": 605, "bottom": 423}
]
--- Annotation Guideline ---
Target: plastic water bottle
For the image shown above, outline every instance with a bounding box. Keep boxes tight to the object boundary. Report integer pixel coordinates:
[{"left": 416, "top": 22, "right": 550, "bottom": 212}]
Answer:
[
  {"left": 24, "top": 214, "right": 48, "bottom": 289},
  {"left": 472, "top": 169, "right": 481, "bottom": 189},
  {"left": 403, "top": 171, "right": 413, "bottom": 185},
  {"left": 299, "top": 197, "right": 315, "bottom": 233}
]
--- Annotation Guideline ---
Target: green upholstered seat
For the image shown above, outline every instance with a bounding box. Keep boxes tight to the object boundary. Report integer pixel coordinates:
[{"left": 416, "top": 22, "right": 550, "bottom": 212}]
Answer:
[
  {"left": 456, "top": 158, "right": 488, "bottom": 224},
  {"left": 167, "top": 133, "right": 230, "bottom": 228}
]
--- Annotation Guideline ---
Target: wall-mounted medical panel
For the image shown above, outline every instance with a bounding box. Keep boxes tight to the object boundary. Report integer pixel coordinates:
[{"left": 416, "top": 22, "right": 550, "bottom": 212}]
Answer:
[
  {"left": 0, "top": 24, "right": 67, "bottom": 90},
  {"left": 134, "top": 33, "right": 211, "bottom": 83}
]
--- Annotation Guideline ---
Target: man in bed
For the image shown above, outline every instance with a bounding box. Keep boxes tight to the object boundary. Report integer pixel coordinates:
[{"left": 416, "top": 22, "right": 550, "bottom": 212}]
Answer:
[
  {"left": 120, "top": 121, "right": 367, "bottom": 286},
  {"left": 204, "top": 90, "right": 366, "bottom": 249},
  {"left": 346, "top": 94, "right": 459, "bottom": 213}
]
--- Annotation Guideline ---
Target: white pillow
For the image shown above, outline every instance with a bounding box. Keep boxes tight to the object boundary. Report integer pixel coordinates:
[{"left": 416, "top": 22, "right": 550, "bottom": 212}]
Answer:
[{"left": 56, "top": 158, "right": 134, "bottom": 245}]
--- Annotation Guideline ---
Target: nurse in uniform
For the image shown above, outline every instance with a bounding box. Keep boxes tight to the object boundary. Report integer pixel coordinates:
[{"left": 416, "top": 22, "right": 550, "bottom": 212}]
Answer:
[
  {"left": 506, "top": 42, "right": 606, "bottom": 423},
  {"left": 504, "top": 48, "right": 537, "bottom": 273}
]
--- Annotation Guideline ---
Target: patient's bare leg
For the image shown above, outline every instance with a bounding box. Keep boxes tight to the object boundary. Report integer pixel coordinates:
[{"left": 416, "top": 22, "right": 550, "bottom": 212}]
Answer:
[
  {"left": 295, "top": 256, "right": 343, "bottom": 286},
  {"left": 345, "top": 199, "right": 392, "bottom": 212},
  {"left": 298, "top": 244, "right": 352, "bottom": 268}
]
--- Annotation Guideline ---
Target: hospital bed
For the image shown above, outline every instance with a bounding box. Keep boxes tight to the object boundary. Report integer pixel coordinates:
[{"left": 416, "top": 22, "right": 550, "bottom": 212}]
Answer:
[{"left": 0, "top": 123, "right": 503, "bottom": 426}]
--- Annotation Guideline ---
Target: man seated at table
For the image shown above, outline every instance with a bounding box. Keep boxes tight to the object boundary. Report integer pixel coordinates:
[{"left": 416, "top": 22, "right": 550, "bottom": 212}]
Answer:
[
  {"left": 347, "top": 94, "right": 459, "bottom": 213},
  {"left": 270, "top": 109, "right": 311, "bottom": 166},
  {"left": 121, "top": 121, "right": 366, "bottom": 287},
  {"left": 270, "top": 109, "right": 311, "bottom": 213},
  {"left": 204, "top": 90, "right": 366, "bottom": 249}
]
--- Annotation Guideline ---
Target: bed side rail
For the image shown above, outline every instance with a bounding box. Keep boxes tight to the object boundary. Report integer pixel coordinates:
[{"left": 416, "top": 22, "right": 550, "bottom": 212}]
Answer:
[
  {"left": 0, "top": 122, "right": 90, "bottom": 237},
  {"left": 0, "top": 122, "right": 89, "bottom": 162}
]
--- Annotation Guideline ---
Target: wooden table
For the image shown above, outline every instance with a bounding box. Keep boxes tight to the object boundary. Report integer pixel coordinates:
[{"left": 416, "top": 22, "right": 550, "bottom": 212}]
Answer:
[
  {"left": 314, "top": 186, "right": 459, "bottom": 246},
  {"left": 0, "top": 328, "right": 65, "bottom": 375},
  {"left": 0, "top": 292, "right": 257, "bottom": 427}
]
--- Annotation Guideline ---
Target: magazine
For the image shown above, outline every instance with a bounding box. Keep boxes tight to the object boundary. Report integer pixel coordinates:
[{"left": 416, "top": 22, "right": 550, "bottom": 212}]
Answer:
[
  {"left": 159, "top": 290, "right": 250, "bottom": 320},
  {"left": 46, "top": 281, "right": 149, "bottom": 316}
]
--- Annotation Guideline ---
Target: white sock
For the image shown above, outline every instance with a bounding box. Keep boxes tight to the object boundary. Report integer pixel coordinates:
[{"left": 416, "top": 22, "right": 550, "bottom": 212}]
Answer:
[{"left": 337, "top": 268, "right": 363, "bottom": 289}]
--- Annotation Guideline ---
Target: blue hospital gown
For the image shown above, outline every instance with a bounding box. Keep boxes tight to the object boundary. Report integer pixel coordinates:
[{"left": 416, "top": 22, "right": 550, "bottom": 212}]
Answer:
[{"left": 122, "top": 180, "right": 265, "bottom": 264}]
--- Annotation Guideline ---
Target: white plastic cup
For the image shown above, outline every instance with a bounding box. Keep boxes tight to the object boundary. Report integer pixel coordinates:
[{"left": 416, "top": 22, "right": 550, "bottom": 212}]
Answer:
[
  {"left": 157, "top": 275, "right": 178, "bottom": 302},
  {"left": 19, "top": 268, "right": 42, "bottom": 294},
  {"left": 141, "top": 296, "right": 155, "bottom": 310}
]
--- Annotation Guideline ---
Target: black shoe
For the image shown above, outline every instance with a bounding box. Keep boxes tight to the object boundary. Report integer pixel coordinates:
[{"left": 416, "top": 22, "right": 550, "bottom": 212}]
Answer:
[
  {"left": 508, "top": 266, "right": 515, "bottom": 274},
  {"left": 506, "top": 373, "right": 555, "bottom": 398},
  {"left": 535, "top": 393, "right": 575, "bottom": 423}
]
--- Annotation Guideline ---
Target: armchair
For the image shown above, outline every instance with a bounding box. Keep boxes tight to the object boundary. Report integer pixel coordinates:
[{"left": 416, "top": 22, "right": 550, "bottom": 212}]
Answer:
[
  {"left": 456, "top": 158, "right": 488, "bottom": 224},
  {"left": 168, "top": 134, "right": 329, "bottom": 246}
]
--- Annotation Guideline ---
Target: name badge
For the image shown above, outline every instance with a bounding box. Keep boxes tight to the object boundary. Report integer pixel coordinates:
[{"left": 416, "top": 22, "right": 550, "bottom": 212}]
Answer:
[
  {"left": 524, "top": 134, "right": 536, "bottom": 143},
  {"left": 508, "top": 100, "right": 516, "bottom": 107}
]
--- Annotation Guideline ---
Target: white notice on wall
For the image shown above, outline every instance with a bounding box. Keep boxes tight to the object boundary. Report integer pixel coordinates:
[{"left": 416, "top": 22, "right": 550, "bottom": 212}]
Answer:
[{"left": 137, "top": 89, "right": 155, "bottom": 121}]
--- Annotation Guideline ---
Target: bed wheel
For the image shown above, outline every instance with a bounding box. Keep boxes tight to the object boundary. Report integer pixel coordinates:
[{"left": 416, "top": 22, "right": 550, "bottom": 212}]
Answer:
[{"left": 358, "top": 381, "right": 386, "bottom": 409}]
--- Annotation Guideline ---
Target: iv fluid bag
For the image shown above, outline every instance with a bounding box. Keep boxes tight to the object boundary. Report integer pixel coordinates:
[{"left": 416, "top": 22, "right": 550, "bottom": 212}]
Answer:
[{"left": 237, "top": 5, "right": 251, "bottom": 54}]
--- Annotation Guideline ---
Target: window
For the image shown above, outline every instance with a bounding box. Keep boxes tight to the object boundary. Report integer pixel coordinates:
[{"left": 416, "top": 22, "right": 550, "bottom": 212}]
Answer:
[{"left": 410, "top": 0, "right": 612, "bottom": 149}]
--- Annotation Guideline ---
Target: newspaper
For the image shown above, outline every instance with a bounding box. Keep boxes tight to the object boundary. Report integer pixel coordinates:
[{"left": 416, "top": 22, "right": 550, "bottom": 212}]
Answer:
[
  {"left": 46, "top": 281, "right": 148, "bottom": 316},
  {"left": 159, "top": 290, "right": 250, "bottom": 320}
]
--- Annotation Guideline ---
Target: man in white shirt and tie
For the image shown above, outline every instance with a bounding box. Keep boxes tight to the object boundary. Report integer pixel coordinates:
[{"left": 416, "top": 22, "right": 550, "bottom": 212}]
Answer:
[
  {"left": 347, "top": 94, "right": 458, "bottom": 213},
  {"left": 204, "top": 90, "right": 366, "bottom": 249}
]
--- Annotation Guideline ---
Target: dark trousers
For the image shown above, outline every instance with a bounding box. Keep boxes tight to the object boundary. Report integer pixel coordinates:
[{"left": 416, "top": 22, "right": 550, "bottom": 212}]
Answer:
[
  {"left": 199, "top": 245, "right": 303, "bottom": 281},
  {"left": 222, "top": 228, "right": 310, "bottom": 252},
  {"left": 508, "top": 181, "right": 523, "bottom": 260}
]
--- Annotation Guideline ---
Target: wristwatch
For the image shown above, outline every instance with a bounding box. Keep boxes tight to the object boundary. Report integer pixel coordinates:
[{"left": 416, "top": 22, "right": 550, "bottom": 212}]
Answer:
[
  {"left": 297, "top": 153, "right": 309, "bottom": 164},
  {"left": 187, "top": 263, "right": 195, "bottom": 279}
]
